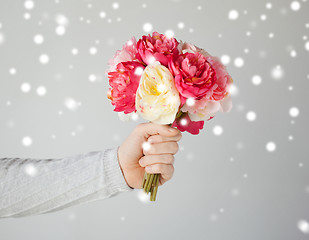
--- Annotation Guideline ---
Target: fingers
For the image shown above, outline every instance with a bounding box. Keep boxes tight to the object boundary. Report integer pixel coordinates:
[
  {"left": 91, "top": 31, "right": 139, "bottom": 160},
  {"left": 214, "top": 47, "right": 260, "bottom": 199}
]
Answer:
[
  {"left": 136, "top": 122, "right": 180, "bottom": 138},
  {"left": 145, "top": 163, "right": 174, "bottom": 183},
  {"left": 143, "top": 141, "right": 179, "bottom": 155},
  {"left": 148, "top": 131, "right": 182, "bottom": 144},
  {"left": 139, "top": 154, "right": 174, "bottom": 167}
]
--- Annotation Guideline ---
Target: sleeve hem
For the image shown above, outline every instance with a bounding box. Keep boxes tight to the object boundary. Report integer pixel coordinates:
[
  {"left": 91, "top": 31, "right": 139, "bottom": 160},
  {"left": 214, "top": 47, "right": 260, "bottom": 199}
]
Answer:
[{"left": 103, "top": 147, "right": 134, "bottom": 194}]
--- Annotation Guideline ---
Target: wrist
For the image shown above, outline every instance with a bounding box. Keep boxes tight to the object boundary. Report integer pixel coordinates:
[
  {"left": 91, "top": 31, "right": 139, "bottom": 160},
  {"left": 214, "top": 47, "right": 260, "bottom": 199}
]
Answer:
[{"left": 117, "top": 146, "right": 134, "bottom": 189}]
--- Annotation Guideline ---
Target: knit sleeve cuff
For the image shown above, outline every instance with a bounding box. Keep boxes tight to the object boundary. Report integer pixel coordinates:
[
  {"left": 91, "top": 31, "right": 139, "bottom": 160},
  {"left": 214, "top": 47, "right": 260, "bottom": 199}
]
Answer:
[{"left": 103, "top": 147, "right": 134, "bottom": 195}]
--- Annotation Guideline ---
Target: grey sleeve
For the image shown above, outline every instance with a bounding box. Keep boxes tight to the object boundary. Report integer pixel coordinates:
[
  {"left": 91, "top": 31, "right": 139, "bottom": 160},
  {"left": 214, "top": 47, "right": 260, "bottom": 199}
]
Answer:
[{"left": 0, "top": 147, "right": 133, "bottom": 218}]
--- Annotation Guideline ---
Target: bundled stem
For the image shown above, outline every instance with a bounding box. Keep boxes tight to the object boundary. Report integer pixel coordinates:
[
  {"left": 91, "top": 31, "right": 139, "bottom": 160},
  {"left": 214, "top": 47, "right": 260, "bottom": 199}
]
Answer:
[{"left": 142, "top": 172, "right": 160, "bottom": 201}]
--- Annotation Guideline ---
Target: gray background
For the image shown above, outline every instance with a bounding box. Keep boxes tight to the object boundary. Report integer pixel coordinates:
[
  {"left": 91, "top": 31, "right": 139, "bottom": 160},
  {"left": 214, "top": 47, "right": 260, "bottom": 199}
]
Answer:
[{"left": 0, "top": 0, "right": 309, "bottom": 239}]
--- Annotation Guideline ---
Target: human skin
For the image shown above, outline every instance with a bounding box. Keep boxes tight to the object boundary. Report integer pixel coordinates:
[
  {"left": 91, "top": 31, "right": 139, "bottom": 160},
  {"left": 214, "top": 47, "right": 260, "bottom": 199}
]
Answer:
[{"left": 118, "top": 122, "right": 182, "bottom": 189}]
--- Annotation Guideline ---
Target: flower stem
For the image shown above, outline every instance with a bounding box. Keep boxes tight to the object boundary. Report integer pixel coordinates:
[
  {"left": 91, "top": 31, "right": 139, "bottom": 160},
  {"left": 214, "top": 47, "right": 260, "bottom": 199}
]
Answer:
[
  {"left": 146, "top": 174, "right": 155, "bottom": 193},
  {"left": 150, "top": 174, "right": 159, "bottom": 201},
  {"left": 143, "top": 173, "right": 151, "bottom": 192},
  {"left": 142, "top": 172, "right": 147, "bottom": 188}
]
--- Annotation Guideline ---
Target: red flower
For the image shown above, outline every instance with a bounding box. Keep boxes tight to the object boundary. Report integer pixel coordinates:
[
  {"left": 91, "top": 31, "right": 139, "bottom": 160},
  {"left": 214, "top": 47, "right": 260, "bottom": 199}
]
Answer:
[
  {"left": 136, "top": 32, "right": 179, "bottom": 66},
  {"left": 108, "top": 61, "right": 145, "bottom": 114},
  {"left": 168, "top": 52, "right": 217, "bottom": 104},
  {"left": 172, "top": 112, "right": 204, "bottom": 135}
]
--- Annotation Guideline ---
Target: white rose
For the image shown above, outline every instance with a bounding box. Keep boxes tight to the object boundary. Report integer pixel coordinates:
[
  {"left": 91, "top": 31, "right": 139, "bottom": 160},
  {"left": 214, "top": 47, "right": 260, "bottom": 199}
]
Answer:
[{"left": 135, "top": 61, "right": 180, "bottom": 124}]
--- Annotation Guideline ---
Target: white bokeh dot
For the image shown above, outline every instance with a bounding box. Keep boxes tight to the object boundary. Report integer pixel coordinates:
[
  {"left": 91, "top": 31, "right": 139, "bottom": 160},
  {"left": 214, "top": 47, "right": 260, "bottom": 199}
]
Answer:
[
  {"left": 297, "top": 220, "right": 309, "bottom": 234},
  {"left": 33, "top": 34, "right": 44, "bottom": 45},
  {"left": 252, "top": 75, "right": 262, "bottom": 85},
  {"left": 178, "top": 22, "right": 185, "bottom": 29},
  {"left": 213, "top": 125, "right": 223, "bottom": 136},
  {"left": 165, "top": 29, "right": 174, "bottom": 38},
  {"left": 142, "top": 142, "right": 151, "bottom": 152},
  {"left": 22, "top": 136, "right": 33, "bottom": 147},
  {"left": 24, "top": 13, "right": 31, "bottom": 20},
  {"left": 269, "top": 33, "right": 274, "bottom": 38},
  {"left": 131, "top": 113, "right": 139, "bottom": 121},
  {"left": 21, "top": 83, "right": 31, "bottom": 93},
  {"left": 71, "top": 48, "right": 79, "bottom": 55},
  {"left": 305, "top": 42, "right": 309, "bottom": 51},
  {"left": 99, "top": 11, "right": 106, "bottom": 18},
  {"left": 88, "top": 74, "right": 97, "bottom": 82},
  {"left": 266, "top": 3, "right": 272, "bottom": 9},
  {"left": 266, "top": 141, "right": 276, "bottom": 152},
  {"left": 0, "top": 32, "right": 4, "bottom": 45},
  {"left": 134, "top": 67, "right": 144, "bottom": 76},
  {"left": 260, "top": 14, "right": 267, "bottom": 21},
  {"left": 55, "top": 26, "right": 66, "bottom": 36},
  {"left": 234, "top": 57, "right": 244, "bottom": 68},
  {"left": 289, "top": 107, "right": 299, "bottom": 117},
  {"left": 36, "top": 86, "right": 47, "bottom": 96},
  {"left": 290, "top": 50, "right": 297, "bottom": 58},
  {"left": 228, "top": 10, "right": 239, "bottom": 20},
  {"left": 64, "top": 97, "right": 80, "bottom": 111},
  {"left": 39, "top": 54, "right": 50, "bottom": 64},
  {"left": 186, "top": 98, "right": 195, "bottom": 107},
  {"left": 112, "top": 2, "right": 119, "bottom": 9},
  {"left": 180, "top": 119, "right": 188, "bottom": 126},
  {"left": 89, "top": 47, "right": 98, "bottom": 55},
  {"left": 246, "top": 111, "right": 257, "bottom": 121},
  {"left": 137, "top": 190, "right": 149, "bottom": 204},
  {"left": 24, "top": 0, "right": 34, "bottom": 10},
  {"left": 271, "top": 65, "right": 284, "bottom": 80},
  {"left": 24, "top": 164, "right": 38, "bottom": 176},
  {"left": 229, "top": 84, "right": 239, "bottom": 96},
  {"left": 291, "top": 1, "right": 301, "bottom": 11},
  {"left": 221, "top": 55, "right": 231, "bottom": 65},
  {"left": 9, "top": 68, "right": 17, "bottom": 75},
  {"left": 143, "top": 22, "right": 153, "bottom": 33},
  {"left": 55, "top": 14, "right": 69, "bottom": 26}
]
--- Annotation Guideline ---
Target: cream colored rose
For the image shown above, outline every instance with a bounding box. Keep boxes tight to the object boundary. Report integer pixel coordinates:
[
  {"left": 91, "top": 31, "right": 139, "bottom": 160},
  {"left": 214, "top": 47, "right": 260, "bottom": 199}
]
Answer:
[{"left": 135, "top": 61, "right": 180, "bottom": 124}]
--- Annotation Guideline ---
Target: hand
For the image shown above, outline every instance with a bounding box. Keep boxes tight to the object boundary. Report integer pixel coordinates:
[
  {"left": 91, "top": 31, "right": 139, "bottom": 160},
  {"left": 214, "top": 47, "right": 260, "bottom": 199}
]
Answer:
[{"left": 118, "top": 122, "right": 182, "bottom": 189}]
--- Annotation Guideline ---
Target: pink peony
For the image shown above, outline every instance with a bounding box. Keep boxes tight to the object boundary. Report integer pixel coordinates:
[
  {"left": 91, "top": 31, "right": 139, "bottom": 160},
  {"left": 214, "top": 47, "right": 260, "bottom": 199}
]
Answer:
[
  {"left": 178, "top": 42, "right": 233, "bottom": 101},
  {"left": 168, "top": 51, "right": 217, "bottom": 104},
  {"left": 108, "top": 61, "right": 145, "bottom": 114},
  {"left": 136, "top": 32, "right": 179, "bottom": 66},
  {"left": 108, "top": 37, "right": 139, "bottom": 72},
  {"left": 181, "top": 95, "right": 232, "bottom": 121},
  {"left": 172, "top": 112, "right": 204, "bottom": 135},
  {"left": 206, "top": 55, "right": 233, "bottom": 101}
]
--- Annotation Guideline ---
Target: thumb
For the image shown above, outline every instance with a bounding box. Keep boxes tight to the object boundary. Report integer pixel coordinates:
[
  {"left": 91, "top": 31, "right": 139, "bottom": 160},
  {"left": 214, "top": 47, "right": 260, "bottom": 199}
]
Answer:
[{"left": 137, "top": 122, "right": 179, "bottom": 138}]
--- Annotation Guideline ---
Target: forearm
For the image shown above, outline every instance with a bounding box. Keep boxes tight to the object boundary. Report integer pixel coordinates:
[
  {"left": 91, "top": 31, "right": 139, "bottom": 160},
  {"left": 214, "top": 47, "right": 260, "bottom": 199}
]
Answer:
[{"left": 0, "top": 147, "right": 133, "bottom": 218}]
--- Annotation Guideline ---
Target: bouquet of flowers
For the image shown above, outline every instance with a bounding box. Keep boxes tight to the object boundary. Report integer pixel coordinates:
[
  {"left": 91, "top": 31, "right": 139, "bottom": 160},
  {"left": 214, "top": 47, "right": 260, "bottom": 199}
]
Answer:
[{"left": 107, "top": 32, "right": 233, "bottom": 201}]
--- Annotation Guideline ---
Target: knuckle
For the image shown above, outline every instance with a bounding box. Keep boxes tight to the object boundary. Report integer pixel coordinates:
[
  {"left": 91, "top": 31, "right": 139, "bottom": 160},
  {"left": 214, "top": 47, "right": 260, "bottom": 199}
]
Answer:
[
  {"left": 151, "top": 135, "right": 163, "bottom": 143},
  {"left": 173, "top": 142, "right": 179, "bottom": 153},
  {"left": 156, "top": 164, "right": 164, "bottom": 173},
  {"left": 157, "top": 135, "right": 164, "bottom": 142},
  {"left": 148, "top": 144, "right": 156, "bottom": 154},
  {"left": 178, "top": 132, "right": 183, "bottom": 140},
  {"left": 169, "top": 165, "right": 175, "bottom": 176},
  {"left": 166, "top": 154, "right": 174, "bottom": 164}
]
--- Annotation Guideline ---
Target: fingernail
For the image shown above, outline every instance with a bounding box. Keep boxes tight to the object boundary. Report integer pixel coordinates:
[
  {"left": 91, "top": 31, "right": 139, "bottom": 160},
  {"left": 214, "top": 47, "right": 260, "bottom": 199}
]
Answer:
[
  {"left": 169, "top": 127, "right": 177, "bottom": 132},
  {"left": 145, "top": 166, "right": 152, "bottom": 172},
  {"left": 139, "top": 159, "right": 144, "bottom": 166}
]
